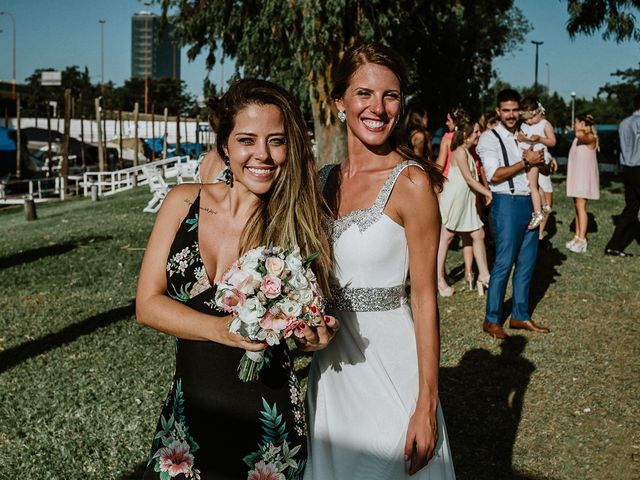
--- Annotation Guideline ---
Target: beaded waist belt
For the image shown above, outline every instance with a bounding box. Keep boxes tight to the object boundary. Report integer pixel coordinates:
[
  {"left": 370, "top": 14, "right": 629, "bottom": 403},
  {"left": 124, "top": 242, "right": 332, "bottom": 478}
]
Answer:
[{"left": 328, "top": 284, "right": 406, "bottom": 312}]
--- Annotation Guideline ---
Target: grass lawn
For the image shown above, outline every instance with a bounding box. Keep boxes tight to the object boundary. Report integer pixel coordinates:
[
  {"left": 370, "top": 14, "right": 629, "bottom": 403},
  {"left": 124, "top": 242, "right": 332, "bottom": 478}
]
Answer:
[{"left": 0, "top": 175, "right": 638, "bottom": 479}]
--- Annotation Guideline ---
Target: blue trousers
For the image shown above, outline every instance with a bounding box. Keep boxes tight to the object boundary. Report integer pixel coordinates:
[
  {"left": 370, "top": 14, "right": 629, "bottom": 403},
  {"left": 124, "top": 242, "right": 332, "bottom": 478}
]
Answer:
[{"left": 485, "top": 193, "right": 539, "bottom": 324}]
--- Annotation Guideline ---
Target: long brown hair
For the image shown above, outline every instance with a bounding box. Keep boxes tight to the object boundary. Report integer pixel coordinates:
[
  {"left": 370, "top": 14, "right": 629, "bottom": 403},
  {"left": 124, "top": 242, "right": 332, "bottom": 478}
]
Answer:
[
  {"left": 215, "top": 79, "right": 331, "bottom": 294},
  {"left": 402, "top": 104, "right": 433, "bottom": 160},
  {"left": 331, "top": 42, "right": 444, "bottom": 191},
  {"left": 451, "top": 116, "right": 476, "bottom": 150}
]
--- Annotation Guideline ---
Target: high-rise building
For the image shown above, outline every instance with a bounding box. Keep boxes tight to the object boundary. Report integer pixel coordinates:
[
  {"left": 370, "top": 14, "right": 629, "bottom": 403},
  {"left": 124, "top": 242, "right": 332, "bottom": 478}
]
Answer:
[{"left": 131, "top": 12, "right": 181, "bottom": 80}]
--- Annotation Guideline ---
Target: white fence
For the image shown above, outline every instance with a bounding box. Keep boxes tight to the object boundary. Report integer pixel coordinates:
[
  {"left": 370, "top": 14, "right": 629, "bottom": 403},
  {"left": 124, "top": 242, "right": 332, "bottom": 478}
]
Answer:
[
  {"left": 81, "top": 156, "right": 196, "bottom": 197},
  {"left": 0, "top": 177, "right": 61, "bottom": 205},
  {"left": 0, "top": 155, "right": 198, "bottom": 205}
]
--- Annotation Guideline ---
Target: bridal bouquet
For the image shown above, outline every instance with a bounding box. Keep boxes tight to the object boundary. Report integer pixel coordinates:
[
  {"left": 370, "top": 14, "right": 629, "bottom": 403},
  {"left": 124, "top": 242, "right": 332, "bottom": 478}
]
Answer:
[{"left": 215, "top": 245, "right": 325, "bottom": 382}]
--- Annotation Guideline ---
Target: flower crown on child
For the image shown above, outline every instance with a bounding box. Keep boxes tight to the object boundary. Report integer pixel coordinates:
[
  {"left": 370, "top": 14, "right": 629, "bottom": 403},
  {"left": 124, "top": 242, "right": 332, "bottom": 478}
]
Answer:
[{"left": 521, "top": 101, "right": 546, "bottom": 117}]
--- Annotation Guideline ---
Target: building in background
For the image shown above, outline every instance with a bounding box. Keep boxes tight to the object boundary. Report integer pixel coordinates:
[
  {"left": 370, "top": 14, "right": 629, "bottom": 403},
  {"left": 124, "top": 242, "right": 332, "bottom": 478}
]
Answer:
[{"left": 131, "top": 12, "right": 181, "bottom": 80}]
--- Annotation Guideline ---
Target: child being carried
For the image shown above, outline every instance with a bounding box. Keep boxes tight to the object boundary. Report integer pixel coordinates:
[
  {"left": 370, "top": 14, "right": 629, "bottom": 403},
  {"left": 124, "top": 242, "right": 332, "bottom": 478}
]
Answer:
[{"left": 517, "top": 97, "right": 557, "bottom": 230}]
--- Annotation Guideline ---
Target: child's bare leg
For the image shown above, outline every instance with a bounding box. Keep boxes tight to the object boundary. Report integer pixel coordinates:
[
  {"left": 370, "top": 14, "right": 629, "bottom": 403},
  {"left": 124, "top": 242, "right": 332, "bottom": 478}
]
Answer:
[
  {"left": 528, "top": 167, "right": 541, "bottom": 212},
  {"left": 539, "top": 191, "right": 553, "bottom": 240}
]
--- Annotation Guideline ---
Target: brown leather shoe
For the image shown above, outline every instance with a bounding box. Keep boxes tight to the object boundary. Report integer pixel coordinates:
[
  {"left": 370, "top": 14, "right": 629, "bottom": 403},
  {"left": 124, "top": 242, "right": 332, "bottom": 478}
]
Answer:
[
  {"left": 483, "top": 321, "right": 509, "bottom": 339},
  {"left": 509, "top": 318, "right": 550, "bottom": 333}
]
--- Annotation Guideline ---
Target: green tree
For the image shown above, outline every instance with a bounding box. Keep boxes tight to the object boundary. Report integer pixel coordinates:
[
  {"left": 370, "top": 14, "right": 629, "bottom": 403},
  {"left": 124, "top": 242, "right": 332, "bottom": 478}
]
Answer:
[
  {"left": 597, "top": 64, "right": 640, "bottom": 118},
  {"left": 161, "top": 0, "right": 528, "bottom": 165},
  {"left": 22, "top": 66, "right": 98, "bottom": 118},
  {"left": 402, "top": 2, "right": 530, "bottom": 125},
  {"left": 566, "top": 0, "right": 640, "bottom": 42},
  {"left": 104, "top": 77, "right": 195, "bottom": 116}
]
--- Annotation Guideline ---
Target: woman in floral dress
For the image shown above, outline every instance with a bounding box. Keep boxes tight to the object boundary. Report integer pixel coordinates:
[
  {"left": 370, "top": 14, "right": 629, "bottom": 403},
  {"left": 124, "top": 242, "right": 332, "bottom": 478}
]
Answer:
[{"left": 136, "top": 79, "right": 337, "bottom": 480}]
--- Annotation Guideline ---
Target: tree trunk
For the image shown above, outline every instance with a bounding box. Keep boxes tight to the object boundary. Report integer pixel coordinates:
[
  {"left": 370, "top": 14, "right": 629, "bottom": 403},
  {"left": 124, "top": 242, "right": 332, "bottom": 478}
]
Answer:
[{"left": 309, "top": 83, "right": 346, "bottom": 169}]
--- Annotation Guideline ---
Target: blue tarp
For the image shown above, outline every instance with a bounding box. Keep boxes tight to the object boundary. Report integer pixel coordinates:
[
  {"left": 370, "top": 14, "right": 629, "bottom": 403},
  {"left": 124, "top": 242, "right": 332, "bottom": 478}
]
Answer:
[
  {"left": 144, "top": 136, "right": 205, "bottom": 158},
  {"left": 0, "top": 127, "right": 16, "bottom": 151}
]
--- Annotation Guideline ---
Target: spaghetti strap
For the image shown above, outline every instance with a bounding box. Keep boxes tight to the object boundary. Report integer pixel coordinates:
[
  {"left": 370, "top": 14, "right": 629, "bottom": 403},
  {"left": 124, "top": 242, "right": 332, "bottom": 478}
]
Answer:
[{"left": 374, "top": 160, "right": 423, "bottom": 212}]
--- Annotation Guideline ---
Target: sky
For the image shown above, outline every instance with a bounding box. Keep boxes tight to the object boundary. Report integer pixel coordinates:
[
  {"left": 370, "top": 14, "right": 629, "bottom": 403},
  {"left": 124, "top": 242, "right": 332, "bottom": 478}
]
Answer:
[{"left": 0, "top": 0, "right": 637, "bottom": 102}]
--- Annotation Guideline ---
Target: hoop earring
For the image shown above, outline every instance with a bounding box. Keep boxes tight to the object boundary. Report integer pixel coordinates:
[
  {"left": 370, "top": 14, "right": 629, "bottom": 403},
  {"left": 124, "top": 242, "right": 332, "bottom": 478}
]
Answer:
[
  {"left": 223, "top": 155, "right": 233, "bottom": 187},
  {"left": 337, "top": 110, "right": 346, "bottom": 123}
]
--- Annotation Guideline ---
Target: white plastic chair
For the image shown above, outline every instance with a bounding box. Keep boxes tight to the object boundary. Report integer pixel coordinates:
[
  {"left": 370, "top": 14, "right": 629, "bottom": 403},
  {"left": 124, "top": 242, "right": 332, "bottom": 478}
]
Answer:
[{"left": 142, "top": 165, "right": 169, "bottom": 213}]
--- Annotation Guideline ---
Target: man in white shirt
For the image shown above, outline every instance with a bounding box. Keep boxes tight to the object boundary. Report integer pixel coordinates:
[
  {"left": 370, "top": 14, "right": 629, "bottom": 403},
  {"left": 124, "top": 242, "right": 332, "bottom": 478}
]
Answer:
[{"left": 476, "top": 89, "right": 550, "bottom": 339}]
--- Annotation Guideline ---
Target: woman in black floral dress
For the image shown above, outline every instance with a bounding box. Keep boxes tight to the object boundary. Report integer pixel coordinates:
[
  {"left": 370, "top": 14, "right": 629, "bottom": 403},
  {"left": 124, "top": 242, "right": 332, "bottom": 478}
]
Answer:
[{"left": 136, "top": 79, "right": 337, "bottom": 480}]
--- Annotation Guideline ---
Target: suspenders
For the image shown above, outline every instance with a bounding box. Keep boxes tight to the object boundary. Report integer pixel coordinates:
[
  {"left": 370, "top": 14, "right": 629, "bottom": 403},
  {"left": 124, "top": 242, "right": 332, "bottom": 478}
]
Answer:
[{"left": 491, "top": 129, "right": 515, "bottom": 194}]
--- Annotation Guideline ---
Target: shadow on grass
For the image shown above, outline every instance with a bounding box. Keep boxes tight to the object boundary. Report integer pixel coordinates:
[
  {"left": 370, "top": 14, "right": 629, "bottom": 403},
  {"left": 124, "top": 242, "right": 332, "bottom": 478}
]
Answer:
[
  {"left": 499, "top": 236, "right": 567, "bottom": 324},
  {"left": 0, "top": 301, "right": 134, "bottom": 373},
  {"left": 568, "top": 212, "right": 598, "bottom": 235},
  {"left": 0, "top": 235, "right": 112, "bottom": 270},
  {"left": 440, "top": 336, "right": 551, "bottom": 479},
  {"left": 529, "top": 243, "right": 567, "bottom": 315},
  {"left": 599, "top": 172, "right": 624, "bottom": 193}
]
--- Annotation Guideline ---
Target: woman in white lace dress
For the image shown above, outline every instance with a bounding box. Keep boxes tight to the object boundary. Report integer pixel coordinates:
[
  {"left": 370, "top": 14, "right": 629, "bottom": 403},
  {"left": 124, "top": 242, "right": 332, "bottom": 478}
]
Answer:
[{"left": 304, "top": 42, "right": 456, "bottom": 480}]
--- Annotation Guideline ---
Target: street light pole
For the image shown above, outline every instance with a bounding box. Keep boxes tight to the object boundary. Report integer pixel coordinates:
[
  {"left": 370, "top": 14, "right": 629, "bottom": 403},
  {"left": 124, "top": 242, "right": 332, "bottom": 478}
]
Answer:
[
  {"left": 0, "top": 11, "right": 16, "bottom": 98},
  {"left": 99, "top": 20, "right": 106, "bottom": 95},
  {"left": 545, "top": 62, "right": 550, "bottom": 92},
  {"left": 571, "top": 91, "right": 577, "bottom": 128},
  {"left": 531, "top": 40, "right": 543, "bottom": 88}
]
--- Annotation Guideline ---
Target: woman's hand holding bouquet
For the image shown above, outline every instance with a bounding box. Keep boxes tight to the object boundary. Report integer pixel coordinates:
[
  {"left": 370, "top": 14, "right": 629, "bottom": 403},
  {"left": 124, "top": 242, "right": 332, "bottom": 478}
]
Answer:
[{"left": 215, "top": 245, "right": 329, "bottom": 381}]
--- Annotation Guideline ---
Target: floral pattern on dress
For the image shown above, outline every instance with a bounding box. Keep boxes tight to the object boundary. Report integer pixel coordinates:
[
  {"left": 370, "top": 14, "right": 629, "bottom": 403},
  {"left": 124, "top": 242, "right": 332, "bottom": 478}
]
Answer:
[
  {"left": 288, "top": 372, "right": 306, "bottom": 438},
  {"left": 148, "top": 379, "right": 202, "bottom": 480},
  {"left": 243, "top": 399, "right": 305, "bottom": 480},
  {"left": 166, "top": 241, "right": 213, "bottom": 303},
  {"left": 167, "top": 241, "right": 200, "bottom": 278}
]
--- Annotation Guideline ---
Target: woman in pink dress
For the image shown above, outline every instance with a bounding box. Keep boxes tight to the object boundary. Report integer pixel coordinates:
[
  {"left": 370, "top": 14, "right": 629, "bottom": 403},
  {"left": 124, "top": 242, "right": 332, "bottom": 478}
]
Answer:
[{"left": 566, "top": 113, "right": 600, "bottom": 253}]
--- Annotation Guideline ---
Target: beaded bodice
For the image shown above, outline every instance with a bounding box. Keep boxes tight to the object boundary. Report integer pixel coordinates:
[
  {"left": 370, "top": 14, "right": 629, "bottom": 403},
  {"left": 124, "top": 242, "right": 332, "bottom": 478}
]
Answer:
[{"left": 320, "top": 161, "right": 422, "bottom": 311}]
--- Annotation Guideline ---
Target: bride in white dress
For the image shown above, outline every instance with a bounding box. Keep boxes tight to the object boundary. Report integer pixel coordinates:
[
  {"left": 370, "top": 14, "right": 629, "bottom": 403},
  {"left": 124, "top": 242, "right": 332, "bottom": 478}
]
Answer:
[{"left": 304, "top": 42, "right": 456, "bottom": 479}]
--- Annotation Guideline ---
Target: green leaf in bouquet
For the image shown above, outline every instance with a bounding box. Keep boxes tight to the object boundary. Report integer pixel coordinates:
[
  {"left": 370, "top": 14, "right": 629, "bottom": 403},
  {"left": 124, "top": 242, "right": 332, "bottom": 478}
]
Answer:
[
  {"left": 303, "top": 251, "right": 320, "bottom": 267},
  {"left": 257, "top": 262, "right": 267, "bottom": 276}
]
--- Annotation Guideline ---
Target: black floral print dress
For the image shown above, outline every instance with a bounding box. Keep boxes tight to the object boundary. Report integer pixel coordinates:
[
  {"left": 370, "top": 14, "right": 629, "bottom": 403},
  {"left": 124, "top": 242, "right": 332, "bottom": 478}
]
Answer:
[{"left": 143, "top": 193, "right": 307, "bottom": 480}]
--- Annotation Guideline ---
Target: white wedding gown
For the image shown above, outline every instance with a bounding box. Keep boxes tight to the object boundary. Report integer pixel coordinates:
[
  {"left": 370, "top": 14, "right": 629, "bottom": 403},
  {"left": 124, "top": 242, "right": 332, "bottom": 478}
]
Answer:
[{"left": 304, "top": 161, "right": 456, "bottom": 480}]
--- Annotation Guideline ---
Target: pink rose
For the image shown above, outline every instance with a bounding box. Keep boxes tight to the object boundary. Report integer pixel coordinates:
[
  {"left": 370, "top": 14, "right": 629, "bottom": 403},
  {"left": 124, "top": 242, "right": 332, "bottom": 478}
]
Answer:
[
  {"left": 260, "top": 274, "right": 282, "bottom": 299},
  {"left": 265, "top": 256, "right": 285, "bottom": 276},
  {"left": 222, "top": 288, "right": 245, "bottom": 313}
]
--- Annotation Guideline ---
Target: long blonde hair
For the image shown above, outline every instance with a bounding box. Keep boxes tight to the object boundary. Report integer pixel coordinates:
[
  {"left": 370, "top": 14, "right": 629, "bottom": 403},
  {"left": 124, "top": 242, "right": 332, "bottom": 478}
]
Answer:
[{"left": 215, "top": 79, "right": 331, "bottom": 294}]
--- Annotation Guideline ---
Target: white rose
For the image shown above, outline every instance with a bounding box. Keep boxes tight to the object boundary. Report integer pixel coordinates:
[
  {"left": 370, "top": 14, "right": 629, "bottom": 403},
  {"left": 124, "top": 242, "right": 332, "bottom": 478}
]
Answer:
[
  {"left": 289, "top": 270, "right": 309, "bottom": 290},
  {"left": 240, "top": 247, "right": 263, "bottom": 270},
  {"left": 285, "top": 250, "right": 303, "bottom": 273},
  {"left": 297, "top": 288, "right": 314, "bottom": 305},
  {"left": 278, "top": 298, "right": 303, "bottom": 318},
  {"left": 236, "top": 297, "right": 266, "bottom": 324}
]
